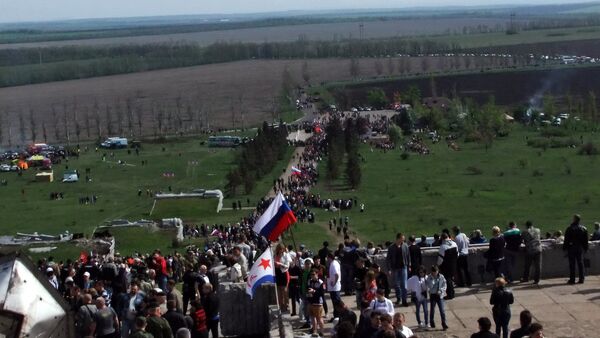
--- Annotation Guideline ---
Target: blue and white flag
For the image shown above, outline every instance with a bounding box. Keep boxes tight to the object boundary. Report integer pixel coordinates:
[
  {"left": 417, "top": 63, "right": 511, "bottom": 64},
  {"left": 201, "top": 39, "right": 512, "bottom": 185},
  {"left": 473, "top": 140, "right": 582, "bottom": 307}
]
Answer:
[{"left": 246, "top": 248, "right": 275, "bottom": 299}]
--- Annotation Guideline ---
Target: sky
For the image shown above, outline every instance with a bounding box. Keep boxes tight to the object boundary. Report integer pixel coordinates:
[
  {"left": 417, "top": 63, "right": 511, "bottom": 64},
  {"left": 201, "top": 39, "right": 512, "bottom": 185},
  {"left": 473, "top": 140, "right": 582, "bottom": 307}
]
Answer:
[{"left": 0, "top": 0, "right": 591, "bottom": 23}]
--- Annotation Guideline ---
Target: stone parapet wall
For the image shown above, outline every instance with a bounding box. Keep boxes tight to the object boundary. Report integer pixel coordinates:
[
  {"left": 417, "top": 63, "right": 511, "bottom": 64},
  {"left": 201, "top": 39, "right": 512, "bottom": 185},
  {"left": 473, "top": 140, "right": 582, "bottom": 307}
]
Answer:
[
  {"left": 372, "top": 240, "right": 600, "bottom": 283},
  {"left": 218, "top": 282, "right": 277, "bottom": 337}
]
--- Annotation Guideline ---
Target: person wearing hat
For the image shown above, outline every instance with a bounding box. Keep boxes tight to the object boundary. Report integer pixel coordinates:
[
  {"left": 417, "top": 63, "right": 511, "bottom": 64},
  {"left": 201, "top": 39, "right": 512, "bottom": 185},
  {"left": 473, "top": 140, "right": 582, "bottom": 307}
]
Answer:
[
  {"left": 490, "top": 277, "right": 514, "bottom": 338},
  {"left": 46, "top": 266, "right": 59, "bottom": 289},
  {"left": 129, "top": 317, "right": 153, "bottom": 338},
  {"left": 82, "top": 271, "right": 93, "bottom": 290}
]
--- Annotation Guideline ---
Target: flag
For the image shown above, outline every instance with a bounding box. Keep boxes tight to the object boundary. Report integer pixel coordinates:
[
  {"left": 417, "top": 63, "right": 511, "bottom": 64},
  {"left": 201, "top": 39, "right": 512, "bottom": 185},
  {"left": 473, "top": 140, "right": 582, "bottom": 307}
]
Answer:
[
  {"left": 246, "top": 248, "right": 275, "bottom": 298},
  {"left": 291, "top": 166, "right": 302, "bottom": 175},
  {"left": 253, "top": 192, "right": 297, "bottom": 241},
  {"left": 79, "top": 251, "right": 88, "bottom": 264}
]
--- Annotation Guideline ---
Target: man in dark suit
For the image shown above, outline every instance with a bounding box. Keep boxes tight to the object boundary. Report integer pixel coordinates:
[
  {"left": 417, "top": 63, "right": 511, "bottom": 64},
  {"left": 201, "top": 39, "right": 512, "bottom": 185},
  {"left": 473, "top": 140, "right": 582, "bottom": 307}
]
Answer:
[{"left": 564, "top": 214, "right": 589, "bottom": 284}]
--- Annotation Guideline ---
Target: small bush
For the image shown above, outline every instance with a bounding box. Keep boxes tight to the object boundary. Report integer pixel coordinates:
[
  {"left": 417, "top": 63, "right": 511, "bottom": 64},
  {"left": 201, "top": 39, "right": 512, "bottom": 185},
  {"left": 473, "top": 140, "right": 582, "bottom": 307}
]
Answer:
[
  {"left": 578, "top": 142, "right": 599, "bottom": 156},
  {"left": 532, "top": 169, "right": 544, "bottom": 177},
  {"left": 400, "top": 152, "right": 410, "bottom": 160},
  {"left": 583, "top": 195, "right": 591, "bottom": 204},
  {"left": 518, "top": 159, "right": 528, "bottom": 169},
  {"left": 466, "top": 166, "right": 483, "bottom": 175},
  {"left": 565, "top": 165, "right": 572, "bottom": 175},
  {"left": 498, "top": 171, "right": 505, "bottom": 177}
]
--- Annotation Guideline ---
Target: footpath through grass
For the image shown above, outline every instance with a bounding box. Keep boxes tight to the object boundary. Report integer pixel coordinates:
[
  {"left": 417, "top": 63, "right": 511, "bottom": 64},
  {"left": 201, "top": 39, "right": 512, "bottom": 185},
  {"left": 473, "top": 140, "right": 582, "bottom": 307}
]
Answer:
[{"left": 304, "top": 126, "right": 600, "bottom": 248}]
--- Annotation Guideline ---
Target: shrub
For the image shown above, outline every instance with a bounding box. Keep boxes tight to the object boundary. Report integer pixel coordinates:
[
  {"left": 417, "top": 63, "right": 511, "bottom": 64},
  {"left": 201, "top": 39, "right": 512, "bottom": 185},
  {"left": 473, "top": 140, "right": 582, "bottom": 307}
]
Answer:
[
  {"left": 466, "top": 166, "right": 483, "bottom": 175},
  {"left": 578, "top": 142, "right": 599, "bottom": 156},
  {"left": 400, "top": 152, "right": 410, "bottom": 160},
  {"left": 518, "top": 159, "right": 528, "bottom": 169},
  {"left": 532, "top": 169, "right": 544, "bottom": 177}
]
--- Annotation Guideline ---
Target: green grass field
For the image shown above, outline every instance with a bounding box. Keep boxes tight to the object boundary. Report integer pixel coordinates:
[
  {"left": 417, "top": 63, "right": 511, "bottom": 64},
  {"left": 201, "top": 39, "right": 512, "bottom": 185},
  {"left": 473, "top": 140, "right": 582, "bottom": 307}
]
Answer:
[
  {"left": 0, "top": 136, "right": 293, "bottom": 259},
  {"left": 301, "top": 126, "right": 600, "bottom": 249}
]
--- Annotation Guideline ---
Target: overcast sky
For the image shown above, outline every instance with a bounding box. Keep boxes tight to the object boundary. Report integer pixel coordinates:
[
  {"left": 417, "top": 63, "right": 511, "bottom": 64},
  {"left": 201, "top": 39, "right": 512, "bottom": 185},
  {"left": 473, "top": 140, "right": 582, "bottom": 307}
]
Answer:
[{"left": 0, "top": 0, "right": 590, "bottom": 23}]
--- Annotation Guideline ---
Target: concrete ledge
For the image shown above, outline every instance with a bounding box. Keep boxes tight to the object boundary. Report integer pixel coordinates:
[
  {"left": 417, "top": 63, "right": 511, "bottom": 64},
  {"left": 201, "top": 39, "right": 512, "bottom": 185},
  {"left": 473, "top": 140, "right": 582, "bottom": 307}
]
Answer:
[{"left": 373, "top": 240, "right": 600, "bottom": 283}]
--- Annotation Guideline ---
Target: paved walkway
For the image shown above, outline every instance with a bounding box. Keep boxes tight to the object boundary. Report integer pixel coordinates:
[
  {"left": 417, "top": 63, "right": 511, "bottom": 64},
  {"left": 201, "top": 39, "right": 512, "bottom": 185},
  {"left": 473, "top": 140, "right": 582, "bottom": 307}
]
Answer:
[{"left": 288, "top": 276, "right": 600, "bottom": 337}]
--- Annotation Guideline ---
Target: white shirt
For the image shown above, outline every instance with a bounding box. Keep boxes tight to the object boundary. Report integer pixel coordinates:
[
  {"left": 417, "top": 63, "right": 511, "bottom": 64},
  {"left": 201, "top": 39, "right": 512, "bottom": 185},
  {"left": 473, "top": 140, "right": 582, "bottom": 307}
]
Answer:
[
  {"left": 327, "top": 259, "right": 341, "bottom": 292},
  {"left": 369, "top": 298, "right": 395, "bottom": 317},
  {"left": 400, "top": 326, "right": 414, "bottom": 337},
  {"left": 454, "top": 232, "right": 470, "bottom": 256},
  {"left": 406, "top": 275, "right": 428, "bottom": 301}
]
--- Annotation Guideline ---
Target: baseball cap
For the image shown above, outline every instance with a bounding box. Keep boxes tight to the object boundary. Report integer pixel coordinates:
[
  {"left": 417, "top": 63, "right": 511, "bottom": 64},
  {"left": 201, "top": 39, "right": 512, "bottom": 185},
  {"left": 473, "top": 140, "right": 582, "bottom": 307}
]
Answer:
[
  {"left": 46, "top": 267, "right": 54, "bottom": 273},
  {"left": 83, "top": 271, "right": 91, "bottom": 277}
]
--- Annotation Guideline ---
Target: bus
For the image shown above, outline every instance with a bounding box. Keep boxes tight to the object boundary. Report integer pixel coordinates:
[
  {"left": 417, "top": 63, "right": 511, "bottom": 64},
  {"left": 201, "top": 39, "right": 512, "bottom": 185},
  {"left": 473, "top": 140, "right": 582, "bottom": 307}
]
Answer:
[{"left": 207, "top": 136, "right": 242, "bottom": 148}]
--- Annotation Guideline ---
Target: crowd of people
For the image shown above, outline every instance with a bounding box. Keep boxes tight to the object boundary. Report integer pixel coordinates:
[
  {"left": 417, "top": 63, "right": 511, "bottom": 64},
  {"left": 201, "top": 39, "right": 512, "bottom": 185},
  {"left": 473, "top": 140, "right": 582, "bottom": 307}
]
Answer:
[{"left": 30, "top": 110, "right": 600, "bottom": 338}]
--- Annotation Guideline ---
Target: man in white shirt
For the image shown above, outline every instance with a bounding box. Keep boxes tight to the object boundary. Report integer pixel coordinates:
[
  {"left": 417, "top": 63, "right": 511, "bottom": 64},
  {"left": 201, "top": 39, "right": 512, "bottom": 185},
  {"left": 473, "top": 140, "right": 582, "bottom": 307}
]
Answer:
[
  {"left": 452, "top": 226, "right": 472, "bottom": 287},
  {"left": 326, "top": 253, "right": 342, "bottom": 319},
  {"left": 393, "top": 312, "right": 414, "bottom": 338},
  {"left": 437, "top": 232, "right": 458, "bottom": 299}
]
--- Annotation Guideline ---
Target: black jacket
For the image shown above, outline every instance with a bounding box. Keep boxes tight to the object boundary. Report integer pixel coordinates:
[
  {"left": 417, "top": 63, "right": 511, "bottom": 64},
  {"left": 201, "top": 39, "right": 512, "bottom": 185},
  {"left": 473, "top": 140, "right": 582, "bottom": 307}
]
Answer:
[
  {"left": 564, "top": 223, "right": 589, "bottom": 252},
  {"left": 471, "top": 331, "right": 500, "bottom": 338},
  {"left": 490, "top": 286, "right": 514, "bottom": 315},
  {"left": 386, "top": 243, "right": 410, "bottom": 269}
]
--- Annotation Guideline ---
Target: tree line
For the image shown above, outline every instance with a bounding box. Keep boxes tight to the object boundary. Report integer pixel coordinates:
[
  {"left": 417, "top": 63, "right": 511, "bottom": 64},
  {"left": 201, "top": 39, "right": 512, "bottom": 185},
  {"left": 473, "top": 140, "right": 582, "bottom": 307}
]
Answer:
[
  {"left": 326, "top": 116, "right": 365, "bottom": 189},
  {"left": 225, "top": 121, "right": 289, "bottom": 196},
  {"left": 0, "top": 37, "right": 457, "bottom": 87}
]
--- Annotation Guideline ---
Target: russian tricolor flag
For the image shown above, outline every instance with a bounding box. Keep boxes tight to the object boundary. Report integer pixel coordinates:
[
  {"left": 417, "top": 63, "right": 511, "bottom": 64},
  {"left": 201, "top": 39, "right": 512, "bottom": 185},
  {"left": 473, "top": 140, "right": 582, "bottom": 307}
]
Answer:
[
  {"left": 253, "top": 192, "right": 297, "bottom": 241},
  {"left": 246, "top": 248, "right": 275, "bottom": 298},
  {"left": 291, "top": 166, "right": 302, "bottom": 175}
]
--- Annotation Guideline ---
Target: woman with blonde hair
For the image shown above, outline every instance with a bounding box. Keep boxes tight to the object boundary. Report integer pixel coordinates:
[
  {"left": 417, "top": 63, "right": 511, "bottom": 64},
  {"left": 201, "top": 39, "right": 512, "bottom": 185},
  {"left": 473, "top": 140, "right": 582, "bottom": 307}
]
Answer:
[
  {"left": 486, "top": 226, "right": 506, "bottom": 279},
  {"left": 490, "top": 277, "right": 514, "bottom": 338},
  {"left": 274, "top": 243, "right": 291, "bottom": 312}
]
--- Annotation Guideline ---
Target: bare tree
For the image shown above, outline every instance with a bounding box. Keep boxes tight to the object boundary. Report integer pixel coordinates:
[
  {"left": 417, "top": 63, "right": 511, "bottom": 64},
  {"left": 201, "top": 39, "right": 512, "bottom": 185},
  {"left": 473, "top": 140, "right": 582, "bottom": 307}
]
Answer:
[
  {"left": 0, "top": 108, "right": 5, "bottom": 146},
  {"left": 374, "top": 59, "right": 384, "bottom": 77},
  {"left": 175, "top": 95, "right": 183, "bottom": 135},
  {"left": 18, "top": 112, "right": 26, "bottom": 145},
  {"left": 62, "top": 101, "right": 70, "bottom": 144},
  {"left": 42, "top": 121, "right": 48, "bottom": 143},
  {"left": 421, "top": 57, "right": 430, "bottom": 73},
  {"left": 349, "top": 58, "right": 360, "bottom": 79},
  {"left": 105, "top": 105, "right": 113, "bottom": 136},
  {"left": 84, "top": 108, "right": 91, "bottom": 139},
  {"left": 115, "top": 99, "right": 125, "bottom": 136},
  {"left": 301, "top": 61, "right": 310, "bottom": 85},
  {"left": 156, "top": 104, "right": 165, "bottom": 137},
  {"left": 28, "top": 108, "right": 37, "bottom": 142},
  {"left": 126, "top": 97, "right": 134, "bottom": 138},
  {"left": 74, "top": 109, "right": 82, "bottom": 143},
  {"left": 93, "top": 101, "right": 102, "bottom": 139},
  {"left": 135, "top": 105, "right": 144, "bottom": 137},
  {"left": 51, "top": 105, "right": 61, "bottom": 142},
  {"left": 386, "top": 57, "right": 395, "bottom": 75}
]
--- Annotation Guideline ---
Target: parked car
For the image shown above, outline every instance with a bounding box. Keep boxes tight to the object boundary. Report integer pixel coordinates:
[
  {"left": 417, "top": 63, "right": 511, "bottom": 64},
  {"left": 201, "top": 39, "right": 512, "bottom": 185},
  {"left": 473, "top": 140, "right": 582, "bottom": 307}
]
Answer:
[{"left": 0, "top": 164, "right": 10, "bottom": 172}]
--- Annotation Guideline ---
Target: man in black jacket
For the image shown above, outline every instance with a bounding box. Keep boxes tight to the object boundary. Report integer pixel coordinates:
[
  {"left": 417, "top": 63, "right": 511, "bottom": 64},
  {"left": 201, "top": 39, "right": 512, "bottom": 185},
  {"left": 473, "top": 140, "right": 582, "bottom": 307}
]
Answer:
[
  {"left": 564, "top": 214, "right": 589, "bottom": 284},
  {"left": 408, "top": 236, "right": 422, "bottom": 277},
  {"left": 386, "top": 233, "right": 410, "bottom": 306}
]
